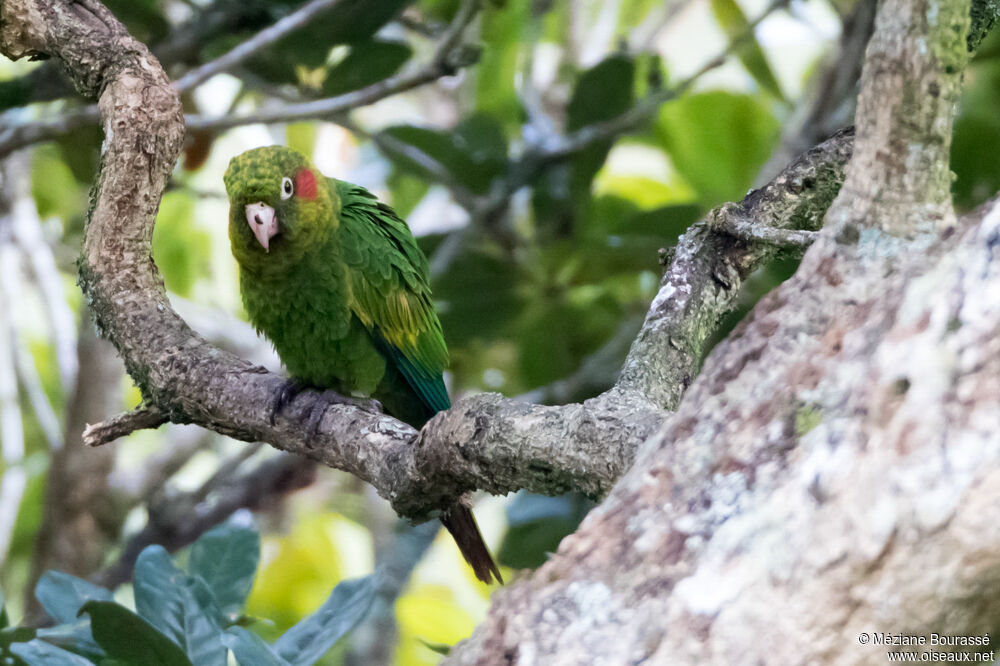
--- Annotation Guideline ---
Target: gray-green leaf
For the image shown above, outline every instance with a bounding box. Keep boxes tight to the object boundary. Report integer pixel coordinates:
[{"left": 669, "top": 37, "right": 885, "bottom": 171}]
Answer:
[{"left": 273, "top": 576, "right": 376, "bottom": 665}]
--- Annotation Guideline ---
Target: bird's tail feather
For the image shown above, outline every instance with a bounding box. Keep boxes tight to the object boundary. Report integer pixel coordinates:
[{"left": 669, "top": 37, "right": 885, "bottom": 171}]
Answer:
[{"left": 440, "top": 503, "right": 503, "bottom": 585}]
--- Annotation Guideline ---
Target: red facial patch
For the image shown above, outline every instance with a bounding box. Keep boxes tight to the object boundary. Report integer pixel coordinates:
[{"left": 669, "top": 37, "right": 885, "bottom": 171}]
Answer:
[{"left": 295, "top": 168, "right": 317, "bottom": 200}]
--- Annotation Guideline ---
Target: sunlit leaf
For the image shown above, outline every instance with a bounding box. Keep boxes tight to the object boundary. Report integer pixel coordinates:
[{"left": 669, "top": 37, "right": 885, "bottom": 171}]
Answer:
[
  {"left": 709, "top": 0, "right": 785, "bottom": 101},
  {"left": 152, "top": 191, "right": 211, "bottom": 298},
  {"left": 655, "top": 91, "right": 779, "bottom": 203},
  {"left": 476, "top": 0, "right": 531, "bottom": 129}
]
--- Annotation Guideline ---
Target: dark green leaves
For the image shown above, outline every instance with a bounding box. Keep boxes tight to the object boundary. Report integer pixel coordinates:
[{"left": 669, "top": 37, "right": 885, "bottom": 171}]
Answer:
[
  {"left": 188, "top": 518, "right": 261, "bottom": 617},
  {"left": 566, "top": 54, "right": 636, "bottom": 200},
  {"left": 272, "top": 576, "right": 375, "bottom": 665},
  {"left": 381, "top": 113, "right": 509, "bottom": 195},
  {"left": 239, "top": 0, "right": 413, "bottom": 85},
  {"left": 4, "top": 517, "right": 372, "bottom": 666},
  {"left": 79, "top": 601, "right": 194, "bottom": 666},
  {"left": 534, "top": 54, "right": 637, "bottom": 233},
  {"left": 133, "top": 546, "right": 228, "bottom": 666},
  {"left": 322, "top": 41, "right": 412, "bottom": 97}
]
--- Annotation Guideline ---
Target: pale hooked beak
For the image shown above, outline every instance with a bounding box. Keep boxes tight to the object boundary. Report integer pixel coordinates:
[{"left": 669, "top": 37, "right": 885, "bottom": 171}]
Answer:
[{"left": 245, "top": 202, "right": 278, "bottom": 252}]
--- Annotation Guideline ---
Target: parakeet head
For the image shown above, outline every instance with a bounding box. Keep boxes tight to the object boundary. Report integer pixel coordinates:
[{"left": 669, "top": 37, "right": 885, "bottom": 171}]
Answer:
[{"left": 224, "top": 146, "right": 336, "bottom": 272}]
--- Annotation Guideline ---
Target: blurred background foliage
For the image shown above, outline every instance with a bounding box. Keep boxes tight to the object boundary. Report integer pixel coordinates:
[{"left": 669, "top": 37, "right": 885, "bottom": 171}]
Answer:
[{"left": 0, "top": 0, "right": 997, "bottom": 663}]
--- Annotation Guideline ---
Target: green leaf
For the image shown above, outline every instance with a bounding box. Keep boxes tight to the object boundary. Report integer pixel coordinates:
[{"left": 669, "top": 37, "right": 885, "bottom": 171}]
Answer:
[
  {"left": 31, "top": 145, "right": 85, "bottom": 222},
  {"left": 222, "top": 627, "right": 290, "bottom": 666},
  {"left": 951, "top": 60, "right": 1000, "bottom": 209},
  {"left": 79, "top": 601, "right": 192, "bottom": 666},
  {"left": 535, "top": 54, "right": 636, "bottom": 230},
  {"left": 322, "top": 40, "right": 413, "bottom": 97},
  {"left": 188, "top": 516, "right": 260, "bottom": 617},
  {"left": 272, "top": 577, "right": 375, "bottom": 665},
  {"left": 244, "top": 0, "right": 412, "bottom": 84},
  {"left": 36, "top": 621, "right": 104, "bottom": 661},
  {"left": 476, "top": 0, "right": 532, "bottom": 129},
  {"left": 134, "top": 546, "right": 227, "bottom": 666},
  {"left": 0, "top": 588, "right": 8, "bottom": 629},
  {"left": 286, "top": 124, "right": 318, "bottom": 162},
  {"left": 432, "top": 245, "right": 522, "bottom": 345},
  {"left": 567, "top": 54, "right": 636, "bottom": 133},
  {"left": 380, "top": 113, "right": 508, "bottom": 195},
  {"left": 0, "top": 627, "right": 36, "bottom": 649},
  {"left": 10, "top": 639, "right": 94, "bottom": 666},
  {"left": 103, "top": 0, "right": 169, "bottom": 43},
  {"left": 709, "top": 0, "right": 784, "bottom": 101},
  {"left": 416, "top": 638, "right": 452, "bottom": 656},
  {"left": 35, "top": 572, "right": 114, "bottom": 625},
  {"left": 152, "top": 191, "right": 210, "bottom": 298},
  {"left": 655, "top": 91, "right": 779, "bottom": 203}
]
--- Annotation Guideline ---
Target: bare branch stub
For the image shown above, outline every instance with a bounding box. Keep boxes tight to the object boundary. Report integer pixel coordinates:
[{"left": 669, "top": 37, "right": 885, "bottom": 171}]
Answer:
[{"left": 83, "top": 405, "right": 169, "bottom": 447}]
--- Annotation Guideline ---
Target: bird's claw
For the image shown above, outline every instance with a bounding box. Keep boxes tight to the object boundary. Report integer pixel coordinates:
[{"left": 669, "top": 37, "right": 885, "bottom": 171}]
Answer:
[
  {"left": 269, "top": 381, "right": 384, "bottom": 433},
  {"left": 316, "top": 390, "right": 382, "bottom": 415},
  {"left": 269, "top": 379, "right": 308, "bottom": 426}
]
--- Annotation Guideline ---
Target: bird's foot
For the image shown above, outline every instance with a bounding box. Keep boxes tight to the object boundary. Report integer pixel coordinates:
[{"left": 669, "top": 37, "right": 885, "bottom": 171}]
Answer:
[
  {"left": 269, "top": 378, "right": 309, "bottom": 426},
  {"left": 303, "top": 392, "right": 383, "bottom": 439},
  {"left": 315, "top": 391, "right": 382, "bottom": 415}
]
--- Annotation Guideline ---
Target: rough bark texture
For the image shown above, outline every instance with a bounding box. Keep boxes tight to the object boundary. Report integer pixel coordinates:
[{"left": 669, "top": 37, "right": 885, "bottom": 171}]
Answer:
[
  {"left": 445, "top": 0, "right": 1000, "bottom": 663},
  {"left": 3, "top": 0, "right": 999, "bottom": 663},
  {"left": 0, "top": 0, "right": 854, "bottom": 523}
]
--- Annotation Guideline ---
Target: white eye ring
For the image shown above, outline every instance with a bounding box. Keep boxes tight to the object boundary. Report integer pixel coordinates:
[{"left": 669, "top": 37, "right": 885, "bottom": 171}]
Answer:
[{"left": 280, "top": 177, "right": 294, "bottom": 200}]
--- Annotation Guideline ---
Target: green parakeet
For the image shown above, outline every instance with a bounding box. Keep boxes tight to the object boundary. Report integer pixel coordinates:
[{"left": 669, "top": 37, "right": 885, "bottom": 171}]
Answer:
[{"left": 224, "top": 146, "right": 501, "bottom": 585}]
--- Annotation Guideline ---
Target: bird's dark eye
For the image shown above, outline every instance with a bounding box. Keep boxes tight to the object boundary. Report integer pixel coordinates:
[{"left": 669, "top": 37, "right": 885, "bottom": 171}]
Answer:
[{"left": 280, "top": 177, "right": 294, "bottom": 200}]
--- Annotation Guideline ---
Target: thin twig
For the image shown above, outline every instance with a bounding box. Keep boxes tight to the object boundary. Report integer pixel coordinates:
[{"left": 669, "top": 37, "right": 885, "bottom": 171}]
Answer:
[
  {"left": 0, "top": 209, "right": 26, "bottom": 566},
  {"left": 184, "top": 6, "right": 480, "bottom": 134},
  {"left": 0, "top": 0, "right": 482, "bottom": 156},
  {"left": 172, "top": 0, "right": 347, "bottom": 93},
  {"left": 466, "top": 0, "right": 792, "bottom": 222},
  {"left": 83, "top": 405, "right": 170, "bottom": 447},
  {"left": 709, "top": 204, "right": 820, "bottom": 250},
  {"left": 13, "top": 333, "right": 62, "bottom": 449},
  {"left": 13, "top": 190, "right": 78, "bottom": 392}
]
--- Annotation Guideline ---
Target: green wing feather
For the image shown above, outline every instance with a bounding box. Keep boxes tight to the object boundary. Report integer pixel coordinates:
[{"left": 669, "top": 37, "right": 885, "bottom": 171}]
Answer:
[{"left": 335, "top": 179, "right": 451, "bottom": 414}]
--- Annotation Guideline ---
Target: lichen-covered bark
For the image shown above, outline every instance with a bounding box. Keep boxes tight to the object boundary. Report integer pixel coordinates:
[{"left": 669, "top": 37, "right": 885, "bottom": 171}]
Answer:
[
  {"left": 451, "top": 197, "right": 1000, "bottom": 666},
  {"left": 447, "top": 0, "right": 1000, "bottom": 663}
]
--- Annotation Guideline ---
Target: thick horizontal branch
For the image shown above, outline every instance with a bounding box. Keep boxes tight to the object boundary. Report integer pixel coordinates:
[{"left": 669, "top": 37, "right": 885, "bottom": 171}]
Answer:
[{"left": 3, "top": 0, "right": 856, "bottom": 523}]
